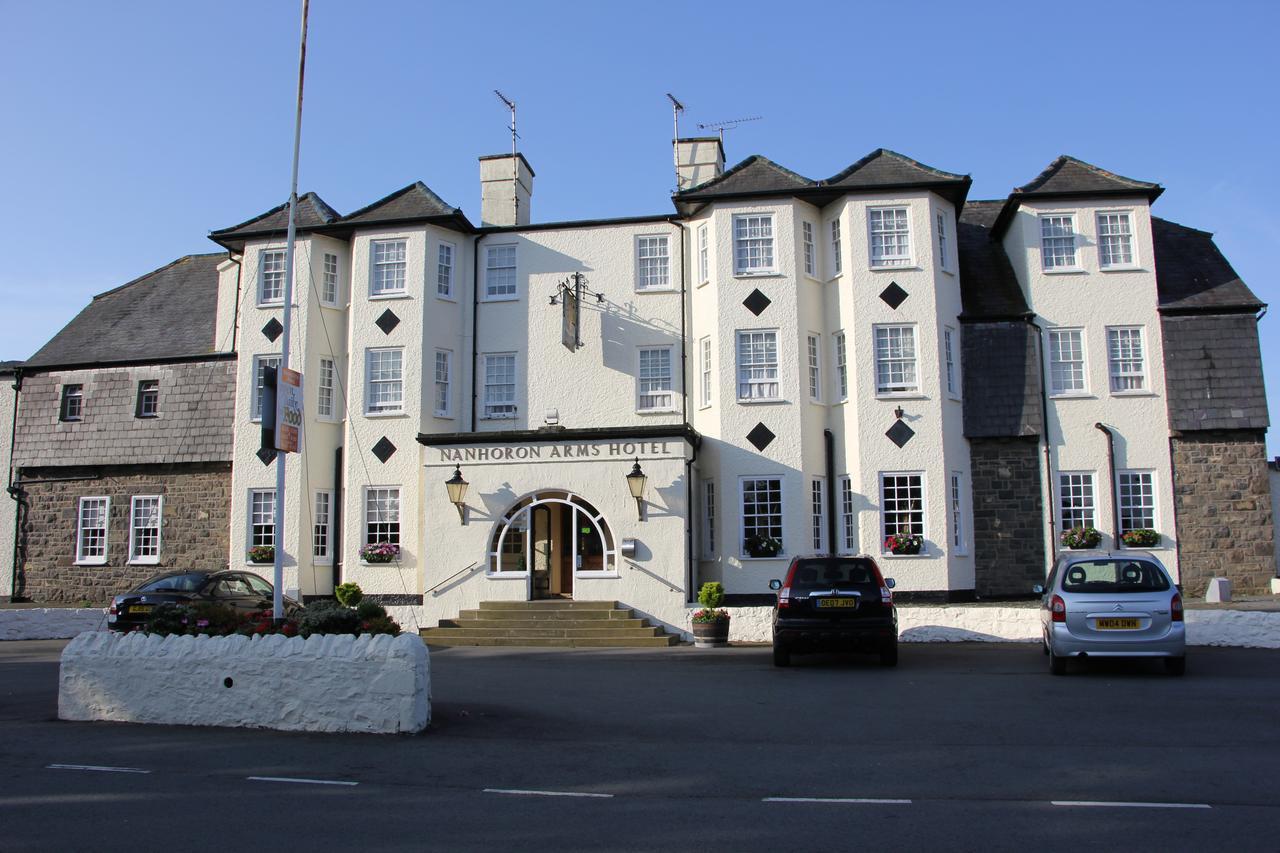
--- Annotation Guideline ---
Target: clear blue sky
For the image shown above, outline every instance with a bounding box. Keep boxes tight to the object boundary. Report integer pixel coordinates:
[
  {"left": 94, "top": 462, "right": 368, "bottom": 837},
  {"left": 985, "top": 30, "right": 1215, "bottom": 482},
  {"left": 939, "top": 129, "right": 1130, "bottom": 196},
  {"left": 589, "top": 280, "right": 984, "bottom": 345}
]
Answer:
[{"left": 2, "top": 0, "right": 1277, "bottom": 454}]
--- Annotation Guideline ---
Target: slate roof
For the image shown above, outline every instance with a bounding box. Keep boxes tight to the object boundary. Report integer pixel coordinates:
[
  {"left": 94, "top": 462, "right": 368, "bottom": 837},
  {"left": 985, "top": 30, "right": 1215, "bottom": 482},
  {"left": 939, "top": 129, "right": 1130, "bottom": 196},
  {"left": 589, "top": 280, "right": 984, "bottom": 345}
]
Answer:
[
  {"left": 0, "top": 360, "right": 21, "bottom": 374},
  {"left": 209, "top": 192, "right": 341, "bottom": 251},
  {"left": 24, "top": 253, "right": 227, "bottom": 369},
  {"left": 1162, "top": 314, "right": 1269, "bottom": 431},
  {"left": 1153, "top": 217, "right": 1264, "bottom": 313},
  {"left": 337, "top": 181, "right": 467, "bottom": 227},
  {"left": 992, "top": 155, "right": 1164, "bottom": 237},
  {"left": 961, "top": 322, "right": 1043, "bottom": 438},
  {"left": 674, "top": 149, "right": 970, "bottom": 211},
  {"left": 957, "top": 201, "right": 1030, "bottom": 319}
]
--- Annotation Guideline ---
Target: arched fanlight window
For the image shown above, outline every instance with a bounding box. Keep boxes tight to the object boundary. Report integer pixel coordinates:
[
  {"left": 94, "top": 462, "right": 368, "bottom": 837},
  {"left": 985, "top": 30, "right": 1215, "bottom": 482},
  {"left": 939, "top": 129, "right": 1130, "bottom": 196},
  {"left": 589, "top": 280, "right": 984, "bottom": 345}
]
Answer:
[{"left": 489, "top": 491, "right": 616, "bottom": 575}]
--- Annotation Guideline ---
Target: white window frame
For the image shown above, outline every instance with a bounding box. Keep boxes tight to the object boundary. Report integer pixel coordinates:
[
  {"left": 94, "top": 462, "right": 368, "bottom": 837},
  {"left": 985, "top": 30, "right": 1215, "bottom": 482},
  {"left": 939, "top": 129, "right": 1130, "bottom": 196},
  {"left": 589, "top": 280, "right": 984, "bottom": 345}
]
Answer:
[
  {"left": 636, "top": 346, "right": 676, "bottom": 412},
  {"left": 1048, "top": 328, "right": 1088, "bottom": 396},
  {"left": 943, "top": 327, "right": 960, "bottom": 399},
  {"left": 484, "top": 243, "right": 518, "bottom": 301},
  {"left": 736, "top": 329, "right": 781, "bottom": 402},
  {"left": 874, "top": 324, "right": 920, "bottom": 396},
  {"left": 321, "top": 252, "right": 340, "bottom": 306},
  {"left": 699, "top": 336, "right": 712, "bottom": 409},
  {"left": 60, "top": 384, "right": 84, "bottom": 422},
  {"left": 949, "top": 472, "right": 967, "bottom": 555},
  {"left": 364, "top": 347, "right": 405, "bottom": 415},
  {"left": 732, "top": 213, "right": 776, "bottom": 276},
  {"left": 363, "top": 486, "right": 402, "bottom": 548},
  {"left": 834, "top": 332, "right": 848, "bottom": 402},
  {"left": 1117, "top": 470, "right": 1157, "bottom": 537},
  {"left": 370, "top": 238, "right": 408, "bottom": 297},
  {"left": 739, "top": 476, "right": 785, "bottom": 559},
  {"left": 936, "top": 211, "right": 952, "bottom": 273},
  {"left": 1058, "top": 472, "right": 1096, "bottom": 531},
  {"left": 868, "top": 207, "right": 912, "bottom": 268},
  {"left": 136, "top": 380, "right": 159, "bottom": 418},
  {"left": 437, "top": 241, "right": 456, "bottom": 300},
  {"left": 697, "top": 224, "right": 709, "bottom": 284},
  {"left": 1097, "top": 210, "right": 1137, "bottom": 270},
  {"left": 313, "top": 490, "right": 333, "bottom": 564},
  {"left": 75, "top": 496, "right": 109, "bottom": 565},
  {"left": 128, "top": 495, "right": 163, "bottom": 565},
  {"left": 703, "top": 480, "right": 716, "bottom": 559},
  {"left": 1107, "top": 326, "right": 1147, "bottom": 394},
  {"left": 248, "top": 489, "right": 276, "bottom": 551},
  {"left": 433, "top": 349, "right": 453, "bottom": 418},
  {"left": 251, "top": 354, "right": 281, "bottom": 422},
  {"left": 830, "top": 219, "right": 843, "bottom": 276},
  {"left": 1040, "top": 213, "right": 1079, "bottom": 271},
  {"left": 481, "top": 352, "right": 517, "bottom": 419},
  {"left": 317, "top": 357, "right": 337, "bottom": 421},
  {"left": 839, "top": 476, "right": 856, "bottom": 554},
  {"left": 635, "top": 234, "right": 672, "bottom": 291},
  {"left": 258, "top": 248, "right": 286, "bottom": 306},
  {"left": 807, "top": 333, "right": 822, "bottom": 403},
  {"left": 880, "top": 472, "right": 925, "bottom": 553},
  {"left": 811, "top": 477, "right": 826, "bottom": 553},
  {"left": 802, "top": 221, "right": 817, "bottom": 278}
]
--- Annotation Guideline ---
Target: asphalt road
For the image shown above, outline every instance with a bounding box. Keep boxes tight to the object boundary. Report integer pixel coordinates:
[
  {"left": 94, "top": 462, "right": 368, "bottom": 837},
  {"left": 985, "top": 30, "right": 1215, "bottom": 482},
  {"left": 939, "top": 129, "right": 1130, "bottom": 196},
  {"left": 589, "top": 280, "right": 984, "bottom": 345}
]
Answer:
[{"left": 2, "top": 639, "right": 1279, "bottom": 852}]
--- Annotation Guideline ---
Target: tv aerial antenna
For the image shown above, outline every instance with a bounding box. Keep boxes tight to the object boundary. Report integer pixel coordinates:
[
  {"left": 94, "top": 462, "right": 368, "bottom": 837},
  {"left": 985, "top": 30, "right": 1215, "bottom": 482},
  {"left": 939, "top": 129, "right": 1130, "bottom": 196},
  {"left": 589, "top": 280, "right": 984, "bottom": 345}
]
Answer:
[
  {"left": 698, "top": 115, "right": 763, "bottom": 143},
  {"left": 666, "top": 93, "right": 685, "bottom": 190},
  {"left": 494, "top": 89, "right": 521, "bottom": 221}
]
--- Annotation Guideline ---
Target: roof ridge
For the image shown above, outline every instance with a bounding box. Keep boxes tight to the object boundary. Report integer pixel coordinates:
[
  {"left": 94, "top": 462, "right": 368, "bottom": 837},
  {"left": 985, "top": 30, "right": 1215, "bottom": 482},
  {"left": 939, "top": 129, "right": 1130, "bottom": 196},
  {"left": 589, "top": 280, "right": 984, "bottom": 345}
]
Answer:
[
  {"left": 1015, "top": 154, "right": 1159, "bottom": 195},
  {"left": 91, "top": 253, "right": 227, "bottom": 301},
  {"left": 209, "top": 191, "right": 338, "bottom": 237},
  {"left": 674, "top": 154, "right": 814, "bottom": 196},
  {"left": 822, "top": 148, "right": 968, "bottom": 185},
  {"left": 339, "top": 179, "right": 461, "bottom": 222}
]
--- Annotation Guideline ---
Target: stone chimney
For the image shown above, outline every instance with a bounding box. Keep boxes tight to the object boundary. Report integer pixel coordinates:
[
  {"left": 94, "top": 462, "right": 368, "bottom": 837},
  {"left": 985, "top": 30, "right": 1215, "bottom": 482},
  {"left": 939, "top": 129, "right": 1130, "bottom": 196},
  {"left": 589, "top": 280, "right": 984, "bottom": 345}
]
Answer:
[
  {"left": 675, "top": 137, "right": 725, "bottom": 192},
  {"left": 480, "top": 153, "right": 534, "bottom": 227}
]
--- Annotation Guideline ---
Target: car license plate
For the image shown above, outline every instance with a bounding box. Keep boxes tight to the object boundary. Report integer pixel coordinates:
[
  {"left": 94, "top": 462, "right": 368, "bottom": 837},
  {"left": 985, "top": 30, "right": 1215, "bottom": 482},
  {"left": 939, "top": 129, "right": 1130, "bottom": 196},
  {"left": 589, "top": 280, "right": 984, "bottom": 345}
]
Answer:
[
  {"left": 1095, "top": 617, "right": 1140, "bottom": 630},
  {"left": 815, "top": 598, "right": 857, "bottom": 609},
  {"left": 129, "top": 605, "right": 154, "bottom": 615}
]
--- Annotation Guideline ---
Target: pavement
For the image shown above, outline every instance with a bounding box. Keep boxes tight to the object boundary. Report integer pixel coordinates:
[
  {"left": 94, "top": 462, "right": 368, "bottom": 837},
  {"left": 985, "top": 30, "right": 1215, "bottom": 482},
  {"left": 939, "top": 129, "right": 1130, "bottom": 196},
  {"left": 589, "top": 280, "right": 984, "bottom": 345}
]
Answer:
[{"left": 3, "top": 639, "right": 1280, "bottom": 852}]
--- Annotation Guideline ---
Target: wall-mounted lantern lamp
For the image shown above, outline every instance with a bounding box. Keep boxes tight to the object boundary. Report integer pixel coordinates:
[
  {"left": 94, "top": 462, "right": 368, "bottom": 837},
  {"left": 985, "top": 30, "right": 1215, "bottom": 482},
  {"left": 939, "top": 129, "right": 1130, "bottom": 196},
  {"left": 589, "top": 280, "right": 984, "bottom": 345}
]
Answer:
[
  {"left": 445, "top": 464, "right": 469, "bottom": 524},
  {"left": 625, "top": 458, "right": 647, "bottom": 521}
]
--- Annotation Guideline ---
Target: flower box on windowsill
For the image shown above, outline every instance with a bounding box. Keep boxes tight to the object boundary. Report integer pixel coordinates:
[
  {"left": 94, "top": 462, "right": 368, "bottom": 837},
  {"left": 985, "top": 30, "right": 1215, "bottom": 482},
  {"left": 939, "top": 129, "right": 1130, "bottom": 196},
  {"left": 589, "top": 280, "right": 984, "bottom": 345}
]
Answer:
[
  {"left": 1121, "top": 529, "right": 1161, "bottom": 548},
  {"left": 883, "top": 534, "right": 923, "bottom": 556},
  {"left": 1060, "top": 526, "right": 1102, "bottom": 550},
  {"left": 360, "top": 543, "right": 400, "bottom": 564},
  {"left": 247, "top": 547, "right": 275, "bottom": 565},
  {"left": 743, "top": 535, "right": 783, "bottom": 560}
]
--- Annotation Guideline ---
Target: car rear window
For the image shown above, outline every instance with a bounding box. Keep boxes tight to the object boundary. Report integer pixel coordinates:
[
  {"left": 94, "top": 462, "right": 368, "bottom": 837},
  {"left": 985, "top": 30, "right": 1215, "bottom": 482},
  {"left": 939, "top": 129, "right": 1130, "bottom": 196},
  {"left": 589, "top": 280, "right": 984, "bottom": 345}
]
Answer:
[
  {"left": 788, "top": 558, "right": 879, "bottom": 591},
  {"left": 136, "top": 573, "right": 208, "bottom": 593},
  {"left": 1060, "top": 560, "right": 1170, "bottom": 594}
]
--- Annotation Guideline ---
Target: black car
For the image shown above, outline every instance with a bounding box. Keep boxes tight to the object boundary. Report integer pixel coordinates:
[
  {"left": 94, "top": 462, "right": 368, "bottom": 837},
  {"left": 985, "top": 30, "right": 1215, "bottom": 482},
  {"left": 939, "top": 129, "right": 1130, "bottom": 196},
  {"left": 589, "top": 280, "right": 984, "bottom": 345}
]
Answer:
[
  {"left": 768, "top": 556, "right": 899, "bottom": 667},
  {"left": 107, "top": 570, "right": 302, "bottom": 632}
]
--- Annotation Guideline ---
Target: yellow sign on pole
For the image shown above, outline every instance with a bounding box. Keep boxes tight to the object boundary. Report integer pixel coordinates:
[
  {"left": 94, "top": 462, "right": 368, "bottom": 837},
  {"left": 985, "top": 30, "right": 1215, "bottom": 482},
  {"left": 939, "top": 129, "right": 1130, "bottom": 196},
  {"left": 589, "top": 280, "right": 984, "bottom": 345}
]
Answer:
[{"left": 274, "top": 367, "right": 304, "bottom": 453}]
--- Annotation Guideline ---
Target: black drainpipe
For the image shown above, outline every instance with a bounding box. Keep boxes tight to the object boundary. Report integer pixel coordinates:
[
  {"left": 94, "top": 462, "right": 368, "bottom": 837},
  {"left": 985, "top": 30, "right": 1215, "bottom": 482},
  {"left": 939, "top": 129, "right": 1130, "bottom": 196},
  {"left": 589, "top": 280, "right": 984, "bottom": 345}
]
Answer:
[
  {"left": 677, "top": 220, "right": 695, "bottom": 601},
  {"left": 228, "top": 254, "right": 243, "bottom": 354},
  {"left": 332, "top": 445, "right": 343, "bottom": 590},
  {"left": 1027, "top": 319, "right": 1057, "bottom": 564},
  {"left": 824, "top": 429, "right": 837, "bottom": 556},
  {"left": 1095, "top": 423, "right": 1120, "bottom": 545},
  {"left": 6, "top": 368, "right": 23, "bottom": 601},
  {"left": 469, "top": 235, "right": 482, "bottom": 429}
]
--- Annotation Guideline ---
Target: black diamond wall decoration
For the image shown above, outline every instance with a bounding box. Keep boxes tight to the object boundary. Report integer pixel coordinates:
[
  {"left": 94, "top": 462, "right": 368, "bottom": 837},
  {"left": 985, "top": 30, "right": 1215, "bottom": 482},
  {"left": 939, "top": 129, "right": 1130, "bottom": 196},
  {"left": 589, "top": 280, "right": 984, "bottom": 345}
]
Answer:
[
  {"left": 743, "top": 289, "right": 771, "bottom": 316},
  {"left": 372, "top": 436, "right": 397, "bottom": 463},
  {"left": 886, "top": 419, "right": 915, "bottom": 448},
  {"left": 746, "top": 422, "right": 776, "bottom": 452},
  {"left": 261, "top": 317, "right": 283, "bottom": 342},
  {"left": 375, "top": 309, "right": 400, "bottom": 335},
  {"left": 256, "top": 446, "right": 277, "bottom": 465},
  {"left": 879, "top": 282, "right": 909, "bottom": 310}
]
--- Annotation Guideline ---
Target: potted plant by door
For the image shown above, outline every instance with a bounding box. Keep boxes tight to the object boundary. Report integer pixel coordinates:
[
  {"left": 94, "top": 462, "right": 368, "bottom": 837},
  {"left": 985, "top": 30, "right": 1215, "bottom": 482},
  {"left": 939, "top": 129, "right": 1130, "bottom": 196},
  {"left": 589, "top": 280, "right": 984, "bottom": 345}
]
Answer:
[
  {"left": 1060, "top": 526, "right": 1102, "bottom": 549},
  {"left": 744, "top": 534, "right": 783, "bottom": 559},
  {"left": 691, "top": 582, "right": 730, "bottom": 648}
]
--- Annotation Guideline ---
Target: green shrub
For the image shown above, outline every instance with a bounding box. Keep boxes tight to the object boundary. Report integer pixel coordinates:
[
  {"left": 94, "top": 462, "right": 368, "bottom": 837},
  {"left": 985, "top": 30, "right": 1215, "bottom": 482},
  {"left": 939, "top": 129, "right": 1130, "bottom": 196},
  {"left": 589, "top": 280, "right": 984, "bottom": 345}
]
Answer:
[
  {"left": 298, "top": 600, "right": 361, "bottom": 637},
  {"left": 334, "top": 582, "right": 364, "bottom": 607},
  {"left": 143, "top": 602, "right": 241, "bottom": 637},
  {"left": 697, "top": 582, "right": 725, "bottom": 610},
  {"left": 355, "top": 599, "right": 387, "bottom": 620}
]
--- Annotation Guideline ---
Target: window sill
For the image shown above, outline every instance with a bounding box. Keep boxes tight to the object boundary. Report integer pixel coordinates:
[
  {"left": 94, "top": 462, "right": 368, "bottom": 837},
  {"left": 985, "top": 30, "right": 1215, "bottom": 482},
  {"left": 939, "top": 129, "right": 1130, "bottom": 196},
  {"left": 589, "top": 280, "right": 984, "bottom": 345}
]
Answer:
[
  {"left": 947, "top": 394, "right": 962, "bottom": 403},
  {"left": 803, "top": 274, "right": 823, "bottom": 284},
  {"left": 636, "top": 407, "right": 679, "bottom": 415},
  {"left": 1049, "top": 392, "right": 1095, "bottom": 401},
  {"left": 736, "top": 397, "right": 787, "bottom": 406},
  {"left": 1110, "top": 390, "right": 1157, "bottom": 398},
  {"left": 432, "top": 412, "right": 455, "bottom": 420},
  {"left": 941, "top": 268, "right": 956, "bottom": 277},
  {"left": 732, "top": 271, "right": 782, "bottom": 279},
  {"left": 868, "top": 263, "right": 918, "bottom": 272},
  {"left": 1041, "top": 267, "right": 1085, "bottom": 275},
  {"left": 74, "top": 559, "right": 108, "bottom": 566},
  {"left": 1099, "top": 265, "right": 1144, "bottom": 273},
  {"left": 481, "top": 294, "right": 520, "bottom": 303},
  {"left": 481, "top": 415, "right": 518, "bottom": 421},
  {"left": 257, "top": 301, "right": 285, "bottom": 310},
  {"left": 316, "top": 416, "right": 344, "bottom": 424},
  {"left": 364, "top": 411, "right": 408, "bottom": 419},
  {"left": 875, "top": 392, "right": 926, "bottom": 400},
  {"left": 313, "top": 559, "right": 334, "bottom": 567},
  {"left": 635, "top": 286, "right": 677, "bottom": 294},
  {"left": 435, "top": 294, "right": 457, "bottom": 303},
  {"left": 575, "top": 572, "right": 620, "bottom": 579},
  {"left": 738, "top": 554, "right": 787, "bottom": 561},
  {"left": 245, "top": 561, "right": 275, "bottom": 568},
  {"left": 486, "top": 571, "right": 529, "bottom": 579},
  {"left": 319, "top": 301, "right": 343, "bottom": 310},
  {"left": 360, "top": 559, "right": 404, "bottom": 567},
  {"left": 880, "top": 551, "right": 931, "bottom": 559},
  {"left": 128, "top": 559, "right": 160, "bottom": 566},
  {"left": 369, "top": 292, "right": 412, "bottom": 301}
]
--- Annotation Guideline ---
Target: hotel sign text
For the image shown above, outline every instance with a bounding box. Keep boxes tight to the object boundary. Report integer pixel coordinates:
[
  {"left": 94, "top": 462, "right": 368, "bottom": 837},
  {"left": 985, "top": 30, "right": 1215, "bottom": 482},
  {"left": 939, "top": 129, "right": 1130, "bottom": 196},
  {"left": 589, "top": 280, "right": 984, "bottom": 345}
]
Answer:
[{"left": 437, "top": 441, "right": 676, "bottom": 464}]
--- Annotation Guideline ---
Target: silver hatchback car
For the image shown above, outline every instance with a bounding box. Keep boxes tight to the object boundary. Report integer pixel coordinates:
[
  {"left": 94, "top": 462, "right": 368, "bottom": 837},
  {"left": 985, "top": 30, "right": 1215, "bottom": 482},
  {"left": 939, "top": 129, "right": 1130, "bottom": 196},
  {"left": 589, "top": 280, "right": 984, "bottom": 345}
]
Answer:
[{"left": 1037, "top": 551, "right": 1185, "bottom": 676}]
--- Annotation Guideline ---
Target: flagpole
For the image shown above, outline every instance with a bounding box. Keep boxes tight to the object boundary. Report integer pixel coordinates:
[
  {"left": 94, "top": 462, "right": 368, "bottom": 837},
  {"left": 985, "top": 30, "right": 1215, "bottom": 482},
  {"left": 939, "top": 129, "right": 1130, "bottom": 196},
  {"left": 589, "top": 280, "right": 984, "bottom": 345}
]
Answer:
[{"left": 273, "top": 0, "right": 309, "bottom": 621}]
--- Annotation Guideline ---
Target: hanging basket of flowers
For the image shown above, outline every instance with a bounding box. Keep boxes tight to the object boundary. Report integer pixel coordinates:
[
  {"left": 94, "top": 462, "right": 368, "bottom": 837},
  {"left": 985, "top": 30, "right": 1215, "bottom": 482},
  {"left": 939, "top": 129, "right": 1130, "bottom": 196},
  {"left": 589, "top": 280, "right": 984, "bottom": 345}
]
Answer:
[
  {"left": 360, "top": 542, "right": 401, "bottom": 564},
  {"left": 1121, "top": 528, "right": 1161, "bottom": 548},
  {"left": 1060, "top": 526, "right": 1102, "bottom": 549},
  {"left": 884, "top": 533, "right": 923, "bottom": 556}
]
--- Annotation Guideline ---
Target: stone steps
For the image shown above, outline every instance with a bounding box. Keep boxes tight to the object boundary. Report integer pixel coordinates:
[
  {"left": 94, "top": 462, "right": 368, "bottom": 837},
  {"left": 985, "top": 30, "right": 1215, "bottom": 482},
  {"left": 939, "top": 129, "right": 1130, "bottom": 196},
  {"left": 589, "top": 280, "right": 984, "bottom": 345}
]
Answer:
[{"left": 421, "top": 600, "right": 680, "bottom": 648}]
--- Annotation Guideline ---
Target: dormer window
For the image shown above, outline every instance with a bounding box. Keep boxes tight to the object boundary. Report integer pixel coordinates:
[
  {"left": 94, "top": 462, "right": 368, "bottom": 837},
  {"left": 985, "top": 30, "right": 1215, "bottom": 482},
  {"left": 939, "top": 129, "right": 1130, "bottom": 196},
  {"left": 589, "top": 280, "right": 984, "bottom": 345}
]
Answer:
[
  {"left": 733, "top": 214, "right": 775, "bottom": 275},
  {"left": 869, "top": 207, "right": 911, "bottom": 268},
  {"left": 1040, "top": 214, "right": 1078, "bottom": 270},
  {"left": 259, "top": 249, "right": 286, "bottom": 305},
  {"left": 1097, "top": 212, "right": 1135, "bottom": 268}
]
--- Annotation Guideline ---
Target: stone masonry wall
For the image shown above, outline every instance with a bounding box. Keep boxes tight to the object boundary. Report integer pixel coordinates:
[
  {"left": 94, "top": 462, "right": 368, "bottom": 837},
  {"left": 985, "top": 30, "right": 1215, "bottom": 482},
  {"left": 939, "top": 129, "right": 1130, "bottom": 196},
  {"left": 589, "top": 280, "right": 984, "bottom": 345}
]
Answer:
[
  {"left": 16, "top": 463, "right": 231, "bottom": 604},
  {"left": 1172, "top": 431, "right": 1275, "bottom": 596},
  {"left": 970, "top": 437, "right": 1046, "bottom": 597}
]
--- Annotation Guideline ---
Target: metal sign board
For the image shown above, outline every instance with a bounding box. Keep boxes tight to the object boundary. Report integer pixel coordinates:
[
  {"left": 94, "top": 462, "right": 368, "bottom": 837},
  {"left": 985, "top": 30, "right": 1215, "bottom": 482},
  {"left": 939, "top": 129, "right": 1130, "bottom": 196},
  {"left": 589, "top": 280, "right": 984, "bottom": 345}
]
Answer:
[
  {"left": 561, "top": 281, "right": 580, "bottom": 352},
  {"left": 274, "top": 367, "right": 304, "bottom": 453}
]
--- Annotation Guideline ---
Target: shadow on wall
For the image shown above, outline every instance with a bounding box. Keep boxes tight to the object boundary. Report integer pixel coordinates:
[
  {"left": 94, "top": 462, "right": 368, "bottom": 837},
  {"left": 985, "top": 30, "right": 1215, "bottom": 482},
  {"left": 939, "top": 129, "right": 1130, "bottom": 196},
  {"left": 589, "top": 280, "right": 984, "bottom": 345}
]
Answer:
[{"left": 597, "top": 302, "right": 682, "bottom": 375}]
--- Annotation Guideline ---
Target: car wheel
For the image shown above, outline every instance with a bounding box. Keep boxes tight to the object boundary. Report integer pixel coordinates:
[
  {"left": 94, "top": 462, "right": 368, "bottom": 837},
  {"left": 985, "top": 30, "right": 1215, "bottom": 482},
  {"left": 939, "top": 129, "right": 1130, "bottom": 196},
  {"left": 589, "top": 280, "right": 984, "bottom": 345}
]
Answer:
[
  {"left": 879, "top": 639, "right": 899, "bottom": 668},
  {"left": 772, "top": 642, "right": 790, "bottom": 668},
  {"left": 1049, "top": 649, "right": 1067, "bottom": 676},
  {"left": 1164, "top": 656, "right": 1186, "bottom": 677}
]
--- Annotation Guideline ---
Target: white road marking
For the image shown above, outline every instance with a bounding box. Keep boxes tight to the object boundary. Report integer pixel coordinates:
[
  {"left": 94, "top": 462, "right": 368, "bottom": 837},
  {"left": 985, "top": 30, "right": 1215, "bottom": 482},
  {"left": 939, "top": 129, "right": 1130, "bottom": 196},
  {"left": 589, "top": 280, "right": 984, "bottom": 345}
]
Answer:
[
  {"left": 46, "top": 764, "right": 150, "bottom": 774},
  {"left": 1051, "top": 800, "right": 1211, "bottom": 810},
  {"left": 764, "top": 797, "right": 913, "bottom": 805},
  {"left": 247, "top": 776, "right": 359, "bottom": 786},
  {"left": 484, "top": 788, "right": 614, "bottom": 799}
]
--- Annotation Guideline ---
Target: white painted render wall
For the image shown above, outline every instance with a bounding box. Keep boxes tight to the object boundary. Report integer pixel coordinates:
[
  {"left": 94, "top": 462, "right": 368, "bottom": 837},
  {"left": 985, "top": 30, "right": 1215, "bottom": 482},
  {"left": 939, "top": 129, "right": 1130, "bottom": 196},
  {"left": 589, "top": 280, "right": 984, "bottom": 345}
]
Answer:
[{"left": 1001, "top": 197, "right": 1178, "bottom": 578}]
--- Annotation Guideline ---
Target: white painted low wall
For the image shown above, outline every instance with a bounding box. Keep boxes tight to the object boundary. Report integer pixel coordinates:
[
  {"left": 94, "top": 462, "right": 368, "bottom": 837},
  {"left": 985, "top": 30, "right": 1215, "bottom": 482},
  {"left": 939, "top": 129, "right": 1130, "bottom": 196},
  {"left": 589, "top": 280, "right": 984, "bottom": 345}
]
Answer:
[
  {"left": 696, "top": 605, "right": 1280, "bottom": 649},
  {"left": 0, "top": 608, "right": 106, "bottom": 641},
  {"left": 58, "top": 631, "right": 430, "bottom": 734}
]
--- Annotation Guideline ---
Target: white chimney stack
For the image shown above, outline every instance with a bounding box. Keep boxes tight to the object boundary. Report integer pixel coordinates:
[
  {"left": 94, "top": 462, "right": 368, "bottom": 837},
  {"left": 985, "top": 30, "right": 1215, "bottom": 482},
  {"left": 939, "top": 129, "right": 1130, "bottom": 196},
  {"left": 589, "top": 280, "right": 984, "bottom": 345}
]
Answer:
[
  {"left": 675, "top": 137, "right": 725, "bottom": 192},
  {"left": 480, "top": 153, "right": 534, "bottom": 227}
]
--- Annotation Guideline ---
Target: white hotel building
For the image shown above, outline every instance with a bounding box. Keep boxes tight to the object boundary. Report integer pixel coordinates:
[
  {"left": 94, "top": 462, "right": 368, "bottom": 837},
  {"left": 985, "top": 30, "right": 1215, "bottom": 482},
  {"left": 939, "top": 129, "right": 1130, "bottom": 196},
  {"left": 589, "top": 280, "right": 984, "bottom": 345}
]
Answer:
[{"left": 18, "top": 139, "right": 1260, "bottom": 628}]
